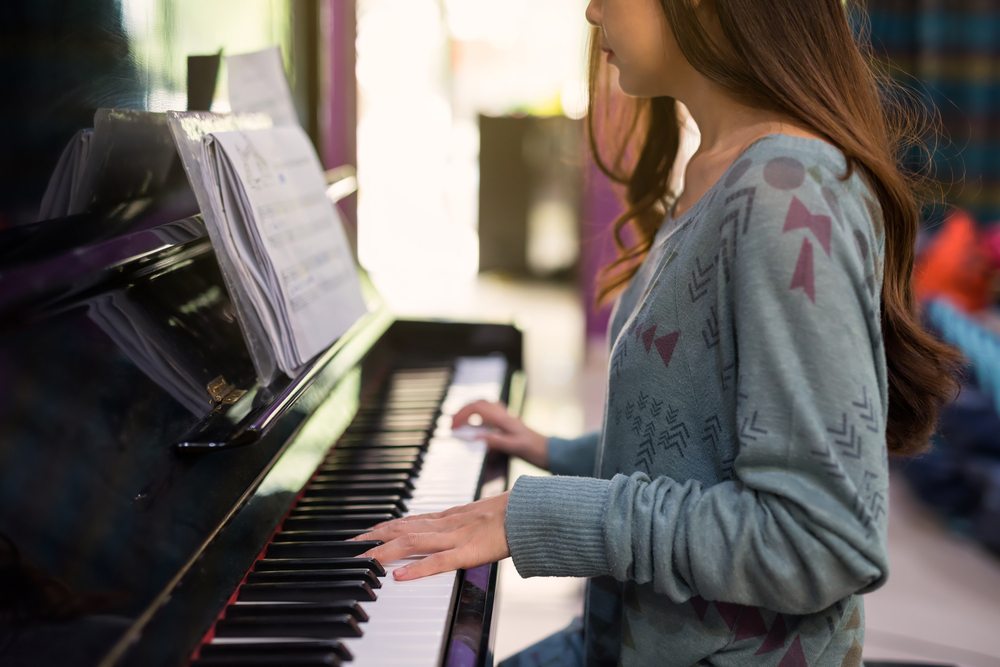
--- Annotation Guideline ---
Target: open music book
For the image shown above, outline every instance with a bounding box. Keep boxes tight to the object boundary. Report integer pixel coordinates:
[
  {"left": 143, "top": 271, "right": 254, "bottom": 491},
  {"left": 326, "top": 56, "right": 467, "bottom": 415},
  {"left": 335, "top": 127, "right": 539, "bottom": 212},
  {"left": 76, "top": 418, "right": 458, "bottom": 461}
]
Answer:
[
  {"left": 38, "top": 109, "right": 180, "bottom": 222},
  {"left": 201, "top": 126, "right": 366, "bottom": 376},
  {"left": 168, "top": 111, "right": 366, "bottom": 383}
]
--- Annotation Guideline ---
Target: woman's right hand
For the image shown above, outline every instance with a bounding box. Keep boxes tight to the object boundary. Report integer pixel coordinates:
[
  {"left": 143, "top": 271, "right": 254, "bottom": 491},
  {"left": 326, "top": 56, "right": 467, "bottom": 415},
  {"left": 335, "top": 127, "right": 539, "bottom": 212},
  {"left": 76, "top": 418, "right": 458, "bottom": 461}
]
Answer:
[{"left": 451, "top": 400, "right": 548, "bottom": 470}]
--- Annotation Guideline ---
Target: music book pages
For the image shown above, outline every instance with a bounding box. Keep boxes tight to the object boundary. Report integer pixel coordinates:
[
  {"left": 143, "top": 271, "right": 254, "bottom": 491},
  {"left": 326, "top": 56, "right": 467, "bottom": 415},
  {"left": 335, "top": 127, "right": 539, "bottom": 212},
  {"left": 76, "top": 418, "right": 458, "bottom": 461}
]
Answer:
[
  {"left": 226, "top": 47, "right": 299, "bottom": 127},
  {"left": 201, "top": 125, "right": 367, "bottom": 377},
  {"left": 38, "top": 128, "right": 93, "bottom": 221},
  {"left": 168, "top": 110, "right": 280, "bottom": 384},
  {"left": 38, "top": 109, "right": 180, "bottom": 222}
]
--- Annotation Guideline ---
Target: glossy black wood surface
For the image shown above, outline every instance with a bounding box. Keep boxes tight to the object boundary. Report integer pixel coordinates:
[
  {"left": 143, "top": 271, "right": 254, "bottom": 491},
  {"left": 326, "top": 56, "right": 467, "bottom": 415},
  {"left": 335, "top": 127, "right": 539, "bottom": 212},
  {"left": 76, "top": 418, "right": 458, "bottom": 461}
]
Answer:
[{"left": 0, "top": 214, "right": 522, "bottom": 667}]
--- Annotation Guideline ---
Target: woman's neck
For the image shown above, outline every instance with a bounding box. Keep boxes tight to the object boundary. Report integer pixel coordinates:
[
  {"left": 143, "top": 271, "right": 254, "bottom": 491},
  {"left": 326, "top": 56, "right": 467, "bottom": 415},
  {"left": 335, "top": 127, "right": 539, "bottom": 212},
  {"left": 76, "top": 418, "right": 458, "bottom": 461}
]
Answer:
[{"left": 671, "top": 82, "right": 825, "bottom": 218}]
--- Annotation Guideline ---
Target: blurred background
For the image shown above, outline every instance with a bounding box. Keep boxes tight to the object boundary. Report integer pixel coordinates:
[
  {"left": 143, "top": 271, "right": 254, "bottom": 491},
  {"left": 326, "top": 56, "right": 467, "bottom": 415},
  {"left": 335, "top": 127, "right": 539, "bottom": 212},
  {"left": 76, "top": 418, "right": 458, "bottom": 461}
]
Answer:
[{"left": 3, "top": 0, "right": 1000, "bottom": 664}]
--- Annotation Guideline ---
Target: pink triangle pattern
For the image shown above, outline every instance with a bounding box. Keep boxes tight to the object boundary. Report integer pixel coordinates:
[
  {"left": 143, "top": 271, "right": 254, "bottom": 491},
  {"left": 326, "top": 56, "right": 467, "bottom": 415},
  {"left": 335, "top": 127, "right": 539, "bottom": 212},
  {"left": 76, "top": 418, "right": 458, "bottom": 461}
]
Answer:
[
  {"left": 783, "top": 196, "right": 832, "bottom": 255},
  {"left": 653, "top": 331, "right": 681, "bottom": 369},
  {"left": 715, "top": 601, "right": 743, "bottom": 631},
  {"left": 755, "top": 613, "right": 788, "bottom": 655},
  {"left": 776, "top": 636, "right": 807, "bottom": 667},
  {"left": 734, "top": 606, "right": 768, "bottom": 642},
  {"left": 690, "top": 595, "right": 709, "bottom": 621},
  {"left": 641, "top": 324, "right": 658, "bottom": 353},
  {"left": 789, "top": 237, "right": 815, "bottom": 302}
]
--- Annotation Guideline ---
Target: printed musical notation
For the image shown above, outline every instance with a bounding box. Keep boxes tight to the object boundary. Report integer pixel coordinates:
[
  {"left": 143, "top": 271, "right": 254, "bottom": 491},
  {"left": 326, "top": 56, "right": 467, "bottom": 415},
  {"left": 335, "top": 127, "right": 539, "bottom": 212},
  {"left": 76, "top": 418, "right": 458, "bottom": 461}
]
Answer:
[{"left": 202, "top": 125, "right": 367, "bottom": 375}]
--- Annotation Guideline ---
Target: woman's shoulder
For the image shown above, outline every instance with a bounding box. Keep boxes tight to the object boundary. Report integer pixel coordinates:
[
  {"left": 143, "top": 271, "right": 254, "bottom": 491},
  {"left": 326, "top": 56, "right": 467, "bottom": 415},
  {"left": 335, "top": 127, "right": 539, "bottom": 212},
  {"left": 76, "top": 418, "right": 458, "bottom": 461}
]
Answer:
[{"left": 704, "top": 134, "right": 884, "bottom": 251}]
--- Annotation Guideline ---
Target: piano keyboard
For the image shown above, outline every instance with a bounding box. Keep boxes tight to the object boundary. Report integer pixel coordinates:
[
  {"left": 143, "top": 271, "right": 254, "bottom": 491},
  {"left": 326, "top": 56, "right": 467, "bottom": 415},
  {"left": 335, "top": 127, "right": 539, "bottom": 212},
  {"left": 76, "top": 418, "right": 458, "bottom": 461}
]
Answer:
[{"left": 192, "top": 356, "right": 507, "bottom": 667}]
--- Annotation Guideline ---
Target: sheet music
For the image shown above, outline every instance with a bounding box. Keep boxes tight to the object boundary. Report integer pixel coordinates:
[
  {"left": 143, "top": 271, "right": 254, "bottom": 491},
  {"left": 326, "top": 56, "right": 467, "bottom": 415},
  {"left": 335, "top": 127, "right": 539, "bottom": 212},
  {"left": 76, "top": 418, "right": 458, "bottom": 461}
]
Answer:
[
  {"left": 226, "top": 47, "right": 299, "bottom": 127},
  {"left": 205, "top": 125, "right": 367, "bottom": 374}
]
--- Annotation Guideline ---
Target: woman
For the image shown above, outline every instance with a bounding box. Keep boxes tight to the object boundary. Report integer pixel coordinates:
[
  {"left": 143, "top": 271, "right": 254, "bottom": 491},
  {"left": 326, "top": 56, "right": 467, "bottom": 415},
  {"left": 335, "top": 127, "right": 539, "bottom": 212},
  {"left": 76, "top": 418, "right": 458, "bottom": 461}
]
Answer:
[{"left": 354, "top": 0, "right": 960, "bottom": 664}]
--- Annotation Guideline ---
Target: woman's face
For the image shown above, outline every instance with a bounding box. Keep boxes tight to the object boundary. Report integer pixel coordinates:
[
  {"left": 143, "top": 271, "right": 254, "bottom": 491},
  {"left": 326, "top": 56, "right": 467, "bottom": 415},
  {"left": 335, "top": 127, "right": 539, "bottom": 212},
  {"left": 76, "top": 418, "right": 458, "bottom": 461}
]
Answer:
[{"left": 586, "top": 0, "right": 692, "bottom": 98}]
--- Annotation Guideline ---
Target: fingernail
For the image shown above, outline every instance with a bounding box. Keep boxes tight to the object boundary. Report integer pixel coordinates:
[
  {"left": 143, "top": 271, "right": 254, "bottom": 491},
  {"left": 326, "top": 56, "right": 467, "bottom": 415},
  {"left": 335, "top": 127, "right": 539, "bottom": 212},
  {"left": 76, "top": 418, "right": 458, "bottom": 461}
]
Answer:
[{"left": 394, "top": 566, "right": 408, "bottom": 579}]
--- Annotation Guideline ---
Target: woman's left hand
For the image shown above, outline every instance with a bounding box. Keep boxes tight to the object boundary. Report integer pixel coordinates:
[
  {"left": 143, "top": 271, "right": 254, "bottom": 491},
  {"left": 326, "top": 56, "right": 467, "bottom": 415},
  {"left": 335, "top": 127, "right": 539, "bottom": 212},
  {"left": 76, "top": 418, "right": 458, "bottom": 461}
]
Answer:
[{"left": 351, "top": 491, "right": 511, "bottom": 581}]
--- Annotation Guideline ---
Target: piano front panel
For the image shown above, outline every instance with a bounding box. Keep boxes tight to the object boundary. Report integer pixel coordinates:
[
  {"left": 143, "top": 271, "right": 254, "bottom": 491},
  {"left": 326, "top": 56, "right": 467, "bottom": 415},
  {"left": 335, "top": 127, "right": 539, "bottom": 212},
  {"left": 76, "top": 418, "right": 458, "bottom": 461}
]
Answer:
[{"left": 0, "top": 240, "right": 259, "bottom": 621}]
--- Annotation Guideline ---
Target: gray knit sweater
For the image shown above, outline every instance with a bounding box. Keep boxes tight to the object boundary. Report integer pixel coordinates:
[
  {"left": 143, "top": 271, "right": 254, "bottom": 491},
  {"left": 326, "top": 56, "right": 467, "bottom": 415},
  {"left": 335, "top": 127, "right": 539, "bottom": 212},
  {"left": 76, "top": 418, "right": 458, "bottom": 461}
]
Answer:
[{"left": 505, "top": 135, "right": 890, "bottom": 667}]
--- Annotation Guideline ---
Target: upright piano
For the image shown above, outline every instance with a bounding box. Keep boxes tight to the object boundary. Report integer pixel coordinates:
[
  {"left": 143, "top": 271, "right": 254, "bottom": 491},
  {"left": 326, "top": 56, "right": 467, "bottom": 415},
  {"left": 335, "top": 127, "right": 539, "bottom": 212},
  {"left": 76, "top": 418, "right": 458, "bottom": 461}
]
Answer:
[{"left": 0, "top": 173, "right": 523, "bottom": 667}]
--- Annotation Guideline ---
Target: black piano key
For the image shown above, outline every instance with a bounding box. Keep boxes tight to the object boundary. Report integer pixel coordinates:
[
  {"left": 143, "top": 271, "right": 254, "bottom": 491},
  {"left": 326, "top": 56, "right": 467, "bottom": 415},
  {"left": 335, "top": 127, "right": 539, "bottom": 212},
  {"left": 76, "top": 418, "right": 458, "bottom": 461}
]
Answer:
[
  {"left": 266, "top": 540, "right": 379, "bottom": 560},
  {"left": 316, "top": 461, "right": 417, "bottom": 473},
  {"left": 323, "top": 455, "right": 421, "bottom": 467},
  {"left": 351, "top": 412, "right": 438, "bottom": 424},
  {"left": 193, "top": 654, "right": 340, "bottom": 667},
  {"left": 326, "top": 445, "right": 423, "bottom": 457},
  {"left": 387, "top": 381, "right": 447, "bottom": 389},
  {"left": 281, "top": 514, "right": 394, "bottom": 530},
  {"left": 290, "top": 504, "right": 403, "bottom": 518},
  {"left": 226, "top": 602, "right": 369, "bottom": 623},
  {"left": 295, "top": 496, "right": 408, "bottom": 512},
  {"left": 343, "top": 425, "right": 429, "bottom": 437},
  {"left": 324, "top": 445, "right": 424, "bottom": 456},
  {"left": 322, "top": 454, "right": 421, "bottom": 464},
  {"left": 273, "top": 531, "right": 382, "bottom": 543},
  {"left": 215, "top": 614, "right": 362, "bottom": 639},
  {"left": 377, "top": 404, "right": 441, "bottom": 414},
  {"left": 334, "top": 434, "right": 427, "bottom": 448},
  {"left": 238, "top": 580, "right": 377, "bottom": 602},
  {"left": 277, "top": 522, "right": 366, "bottom": 536},
  {"left": 347, "top": 421, "right": 431, "bottom": 433},
  {"left": 387, "top": 384, "right": 448, "bottom": 394},
  {"left": 385, "top": 387, "right": 448, "bottom": 397},
  {"left": 320, "top": 464, "right": 419, "bottom": 475},
  {"left": 305, "top": 482, "right": 412, "bottom": 498},
  {"left": 353, "top": 407, "right": 440, "bottom": 418},
  {"left": 356, "top": 400, "right": 441, "bottom": 410},
  {"left": 254, "top": 558, "right": 385, "bottom": 577},
  {"left": 310, "top": 473, "right": 414, "bottom": 488},
  {"left": 201, "top": 639, "right": 351, "bottom": 661},
  {"left": 246, "top": 569, "right": 380, "bottom": 588}
]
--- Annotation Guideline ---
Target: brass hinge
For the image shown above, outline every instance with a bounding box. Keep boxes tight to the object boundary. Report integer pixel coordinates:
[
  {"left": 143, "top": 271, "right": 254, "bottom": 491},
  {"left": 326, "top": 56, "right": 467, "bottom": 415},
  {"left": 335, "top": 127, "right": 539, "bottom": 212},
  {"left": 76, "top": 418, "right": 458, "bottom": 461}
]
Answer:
[{"left": 207, "top": 375, "right": 247, "bottom": 406}]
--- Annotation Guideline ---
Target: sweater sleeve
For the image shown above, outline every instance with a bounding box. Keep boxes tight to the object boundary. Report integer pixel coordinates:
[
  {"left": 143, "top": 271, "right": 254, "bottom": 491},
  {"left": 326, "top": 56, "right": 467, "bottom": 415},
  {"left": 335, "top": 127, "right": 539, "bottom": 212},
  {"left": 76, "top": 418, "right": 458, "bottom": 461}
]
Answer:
[
  {"left": 547, "top": 431, "right": 600, "bottom": 477},
  {"left": 506, "top": 168, "right": 890, "bottom": 615}
]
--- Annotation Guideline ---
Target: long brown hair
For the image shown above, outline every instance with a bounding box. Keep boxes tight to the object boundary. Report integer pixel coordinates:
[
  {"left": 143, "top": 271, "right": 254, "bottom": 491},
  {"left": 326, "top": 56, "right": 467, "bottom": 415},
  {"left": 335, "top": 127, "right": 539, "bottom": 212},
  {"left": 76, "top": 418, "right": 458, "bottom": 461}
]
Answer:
[{"left": 588, "top": 0, "right": 961, "bottom": 455}]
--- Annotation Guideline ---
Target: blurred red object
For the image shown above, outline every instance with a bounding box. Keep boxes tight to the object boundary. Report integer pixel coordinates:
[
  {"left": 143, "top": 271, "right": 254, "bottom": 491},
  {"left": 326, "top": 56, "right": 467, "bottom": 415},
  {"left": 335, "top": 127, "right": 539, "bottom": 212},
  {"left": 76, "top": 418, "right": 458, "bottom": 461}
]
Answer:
[{"left": 914, "top": 209, "right": 995, "bottom": 312}]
